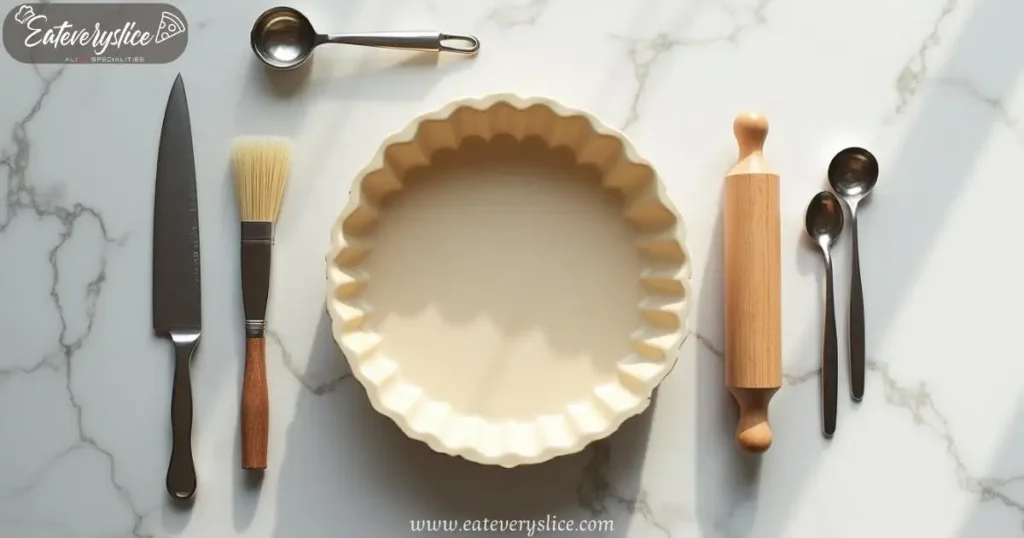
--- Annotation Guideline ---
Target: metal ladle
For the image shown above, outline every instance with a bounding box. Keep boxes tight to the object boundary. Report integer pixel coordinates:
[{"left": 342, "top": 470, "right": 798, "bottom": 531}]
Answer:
[
  {"left": 805, "top": 190, "right": 844, "bottom": 439},
  {"left": 250, "top": 6, "right": 480, "bottom": 70},
  {"left": 827, "top": 147, "right": 878, "bottom": 403}
]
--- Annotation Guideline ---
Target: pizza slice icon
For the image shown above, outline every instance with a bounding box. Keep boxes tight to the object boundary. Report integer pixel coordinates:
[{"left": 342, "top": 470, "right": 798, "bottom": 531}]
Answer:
[{"left": 155, "top": 11, "right": 186, "bottom": 44}]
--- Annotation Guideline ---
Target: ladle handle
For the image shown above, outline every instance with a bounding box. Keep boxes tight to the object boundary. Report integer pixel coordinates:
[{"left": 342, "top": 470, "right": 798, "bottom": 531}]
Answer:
[{"left": 319, "top": 31, "right": 479, "bottom": 54}]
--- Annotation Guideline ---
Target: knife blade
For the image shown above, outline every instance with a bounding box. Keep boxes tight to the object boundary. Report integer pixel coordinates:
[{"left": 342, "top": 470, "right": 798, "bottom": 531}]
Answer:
[{"left": 152, "top": 73, "right": 201, "bottom": 502}]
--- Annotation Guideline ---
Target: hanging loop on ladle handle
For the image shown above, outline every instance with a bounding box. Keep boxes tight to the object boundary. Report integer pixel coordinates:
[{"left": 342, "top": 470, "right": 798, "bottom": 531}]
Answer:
[{"left": 317, "top": 32, "right": 480, "bottom": 54}]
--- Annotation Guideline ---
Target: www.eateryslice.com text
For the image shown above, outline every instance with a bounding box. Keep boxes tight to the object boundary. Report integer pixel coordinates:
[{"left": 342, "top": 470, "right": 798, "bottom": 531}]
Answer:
[{"left": 410, "top": 516, "right": 614, "bottom": 535}]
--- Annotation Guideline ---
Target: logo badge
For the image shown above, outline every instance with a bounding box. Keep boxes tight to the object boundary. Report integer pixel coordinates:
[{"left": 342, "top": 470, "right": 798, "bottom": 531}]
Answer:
[{"left": 3, "top": 3, "right": 188, "bottom": 64}]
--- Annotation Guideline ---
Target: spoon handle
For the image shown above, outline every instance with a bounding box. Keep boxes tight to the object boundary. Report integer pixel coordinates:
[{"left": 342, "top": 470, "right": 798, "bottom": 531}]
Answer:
[
  {"left": 822, "top": 248, "right": 839, "bottom": 438},
  {"left": 849, "top": 211, "right": 865, "bottom": 401},
  {"left": 320, "top": 32, "right": 480, "bottom": 54}
]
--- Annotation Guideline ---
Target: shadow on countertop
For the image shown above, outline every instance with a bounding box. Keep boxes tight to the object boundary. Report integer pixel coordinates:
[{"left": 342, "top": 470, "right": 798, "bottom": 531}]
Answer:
[
  {"left": 694, "top": 208, "right": 759, "bottom": 538},
  {"left": 948, "top": 0, "right": 1024, "bottom": 534},
  {"left": 266, "top": 312, "right": 654, "bottom": 538}
]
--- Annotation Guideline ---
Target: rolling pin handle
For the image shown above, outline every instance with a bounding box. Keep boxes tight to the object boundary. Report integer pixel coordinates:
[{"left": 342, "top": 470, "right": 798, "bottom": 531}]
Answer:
[
  {"left": 730, "top": 387, "right": 777, "bottom": 453},
  {"left": 733, "top": 112, "right": 769, "bottom": 160}
]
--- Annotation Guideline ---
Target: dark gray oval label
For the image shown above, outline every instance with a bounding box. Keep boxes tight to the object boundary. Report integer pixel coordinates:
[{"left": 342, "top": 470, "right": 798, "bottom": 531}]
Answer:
[{"left": 3, "top": 3, "right": 187, "bottom": 64}]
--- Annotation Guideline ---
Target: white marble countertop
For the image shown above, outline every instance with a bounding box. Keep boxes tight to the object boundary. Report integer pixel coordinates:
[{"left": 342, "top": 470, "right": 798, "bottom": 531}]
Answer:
[{"left": 3, "top": 0, "right": 1024, "bottom": 536}]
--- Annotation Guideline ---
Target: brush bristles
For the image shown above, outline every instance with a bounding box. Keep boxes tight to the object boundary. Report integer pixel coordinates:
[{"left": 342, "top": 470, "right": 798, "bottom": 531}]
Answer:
[{"left": 232, "top": 136, "right": 291, "bottom": 222}]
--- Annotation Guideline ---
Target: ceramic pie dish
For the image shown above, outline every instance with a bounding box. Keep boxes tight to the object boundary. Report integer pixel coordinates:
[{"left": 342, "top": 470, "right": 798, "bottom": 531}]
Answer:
[{"left": 325, "top": 95, "right": 691, "bottom": 467}]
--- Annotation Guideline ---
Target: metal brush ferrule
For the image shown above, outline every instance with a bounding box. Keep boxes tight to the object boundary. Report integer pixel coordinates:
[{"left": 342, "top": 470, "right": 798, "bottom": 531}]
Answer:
[{"left": 240, "top": 221, "right": 274, "bottom": 338}]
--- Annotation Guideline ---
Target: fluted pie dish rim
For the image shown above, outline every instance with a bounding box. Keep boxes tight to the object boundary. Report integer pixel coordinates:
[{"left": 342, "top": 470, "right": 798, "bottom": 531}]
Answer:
[{"left": 324, "top": 94, "right": 692, "bottom": 467}]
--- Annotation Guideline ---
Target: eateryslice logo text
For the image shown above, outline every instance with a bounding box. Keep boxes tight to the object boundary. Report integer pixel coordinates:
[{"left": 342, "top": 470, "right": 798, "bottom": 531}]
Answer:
[{"left": 12, "top": 4, "right": 185, "bottom": 55}]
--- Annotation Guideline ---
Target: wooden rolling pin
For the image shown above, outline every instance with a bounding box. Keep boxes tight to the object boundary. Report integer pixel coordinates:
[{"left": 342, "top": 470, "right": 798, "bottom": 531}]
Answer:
[{"left": 723, "top": 112, "right": 783, "bottom": 453}]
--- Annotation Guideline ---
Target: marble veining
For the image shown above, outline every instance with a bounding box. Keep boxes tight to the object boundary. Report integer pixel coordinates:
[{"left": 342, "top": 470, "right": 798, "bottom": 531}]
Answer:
[{"left": 3, "top": 0, "right": 1024, "bottom": 536}]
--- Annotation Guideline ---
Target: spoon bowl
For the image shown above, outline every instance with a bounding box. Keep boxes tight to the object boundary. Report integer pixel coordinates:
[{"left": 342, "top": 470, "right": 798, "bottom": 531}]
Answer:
[
  {"left": 805, "top": 191, "right": 844, "bottom": 248},
  {"left": 828, "top": 147, "right": 878, "bottom": 200}
]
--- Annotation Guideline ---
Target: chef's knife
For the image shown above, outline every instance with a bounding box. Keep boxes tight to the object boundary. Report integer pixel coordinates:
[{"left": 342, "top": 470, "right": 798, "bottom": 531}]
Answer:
[{"left": 152, "top": 73, "right": 201, "bottom": 502}]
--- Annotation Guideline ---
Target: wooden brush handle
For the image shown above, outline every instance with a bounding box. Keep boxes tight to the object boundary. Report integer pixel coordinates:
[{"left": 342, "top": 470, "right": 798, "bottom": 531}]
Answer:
[
  {"left": 723, "top": 112, "right": 783, "bottom": 453},
  {"left": 241, "top": 336, "right": 269, "bottom": 469}
]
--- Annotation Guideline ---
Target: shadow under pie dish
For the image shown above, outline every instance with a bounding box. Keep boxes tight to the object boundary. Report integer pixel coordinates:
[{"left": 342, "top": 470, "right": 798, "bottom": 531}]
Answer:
[{"left": 325, "top": 95, "right": 691, "bottom": 467}]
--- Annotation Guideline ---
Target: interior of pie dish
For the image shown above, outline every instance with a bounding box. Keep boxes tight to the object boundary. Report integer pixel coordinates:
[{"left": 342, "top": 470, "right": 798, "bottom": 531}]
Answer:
[{"left": 325, "top": 96, "right": 691, "bottom": 467}]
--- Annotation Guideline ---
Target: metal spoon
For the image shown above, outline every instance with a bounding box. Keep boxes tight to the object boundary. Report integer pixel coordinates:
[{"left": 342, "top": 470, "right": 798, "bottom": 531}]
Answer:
[
  {"left": 805, "top": 190, "right": 843, "bottom": 439},
  {"left": 250, "top": 6, "right": 480, "bottom": 70},
  {"left": 827, "top": 147, "right": 878, "bottom": 403}
]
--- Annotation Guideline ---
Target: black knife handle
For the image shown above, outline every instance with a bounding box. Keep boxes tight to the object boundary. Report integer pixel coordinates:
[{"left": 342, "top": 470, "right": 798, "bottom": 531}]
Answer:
[{"left": 167, "top": 332, "right": 199, "bottom": 501}]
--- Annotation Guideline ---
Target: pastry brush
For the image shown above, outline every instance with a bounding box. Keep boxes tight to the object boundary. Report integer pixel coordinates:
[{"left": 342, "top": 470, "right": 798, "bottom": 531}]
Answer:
[{"left": 231, "top": 136, "right": 291, "bottom": 470}]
